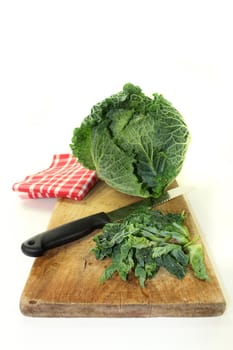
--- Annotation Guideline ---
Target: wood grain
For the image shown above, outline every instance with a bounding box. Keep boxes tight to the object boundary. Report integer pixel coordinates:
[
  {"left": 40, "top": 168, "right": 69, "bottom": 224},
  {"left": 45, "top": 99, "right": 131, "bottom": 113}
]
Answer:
[{"left": 20, "top": 181, "right": 226, "bottom": 317}]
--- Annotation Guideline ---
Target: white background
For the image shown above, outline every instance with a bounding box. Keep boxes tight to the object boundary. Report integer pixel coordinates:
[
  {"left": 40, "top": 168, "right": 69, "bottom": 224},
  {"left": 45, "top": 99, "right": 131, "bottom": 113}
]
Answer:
[{"left": 1, "top": 0, "right": 233, "bottom": 349}]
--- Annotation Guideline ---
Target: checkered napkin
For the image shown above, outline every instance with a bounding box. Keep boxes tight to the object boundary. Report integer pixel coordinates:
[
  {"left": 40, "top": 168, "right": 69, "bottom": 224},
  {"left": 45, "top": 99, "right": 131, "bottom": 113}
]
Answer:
[{"left": 12, "top": 154, "right": 97, "bottom": 200}]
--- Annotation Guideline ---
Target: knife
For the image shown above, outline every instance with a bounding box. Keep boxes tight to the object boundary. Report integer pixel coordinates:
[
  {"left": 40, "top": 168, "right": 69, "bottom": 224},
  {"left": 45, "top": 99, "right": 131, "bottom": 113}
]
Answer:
[{"left": 21, "top": 187, "right": 184, "bottom": 257}]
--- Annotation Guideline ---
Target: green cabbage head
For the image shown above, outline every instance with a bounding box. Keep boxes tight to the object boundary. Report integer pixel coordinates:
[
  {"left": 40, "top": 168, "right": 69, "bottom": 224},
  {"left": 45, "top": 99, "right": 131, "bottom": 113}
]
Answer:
[{"left": 70, "top": 83, "right": 190, "bottom": 198}]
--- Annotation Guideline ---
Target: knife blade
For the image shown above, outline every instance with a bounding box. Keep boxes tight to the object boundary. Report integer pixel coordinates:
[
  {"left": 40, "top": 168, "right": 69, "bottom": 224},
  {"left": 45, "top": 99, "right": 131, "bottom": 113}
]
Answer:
[{"left": 21, "top": 186, "right": 184, "bottom": 257}]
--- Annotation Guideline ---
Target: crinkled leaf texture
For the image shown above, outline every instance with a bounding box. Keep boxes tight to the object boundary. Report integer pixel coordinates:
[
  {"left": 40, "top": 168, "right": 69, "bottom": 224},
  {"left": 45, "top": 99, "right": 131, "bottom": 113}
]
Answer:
[
  {"left": 92, "top": 208, "right": 208, "bottom": 287},
  {"left": 71, "top": 83, "right": 190, "bottom": 198}
]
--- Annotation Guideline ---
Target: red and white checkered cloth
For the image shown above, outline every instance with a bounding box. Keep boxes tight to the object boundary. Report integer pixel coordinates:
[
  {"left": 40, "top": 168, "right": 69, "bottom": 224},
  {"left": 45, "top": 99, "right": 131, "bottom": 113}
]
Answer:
[{"left": 12, "top": 154, "right": 97, "bottom": 200}]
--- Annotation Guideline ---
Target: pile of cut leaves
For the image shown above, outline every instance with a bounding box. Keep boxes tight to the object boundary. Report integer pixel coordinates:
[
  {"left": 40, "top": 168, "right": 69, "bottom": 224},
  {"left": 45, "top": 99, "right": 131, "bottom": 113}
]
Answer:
[{"left": 92, "top": 208, "right": 209, "bottom": 287}]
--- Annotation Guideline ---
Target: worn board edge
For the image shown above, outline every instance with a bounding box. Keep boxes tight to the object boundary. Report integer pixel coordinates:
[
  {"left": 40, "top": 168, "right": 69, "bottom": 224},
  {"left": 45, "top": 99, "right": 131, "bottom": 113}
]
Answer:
[
  {"left": 20, "top": 181, "right": 226, "bottom": 317},
  {"left": 20, "top": 298, "right": 225, "bottom": 318}
]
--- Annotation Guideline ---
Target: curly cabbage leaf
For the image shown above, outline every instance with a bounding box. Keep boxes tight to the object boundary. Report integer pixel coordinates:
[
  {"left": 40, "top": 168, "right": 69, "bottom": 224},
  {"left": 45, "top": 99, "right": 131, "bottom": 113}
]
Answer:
[
  {"left": 186, "top": 243, "right": 209, "bottom": 280},
  {"left": 70, "top": 83, "right": 190, "bottom": 198}
]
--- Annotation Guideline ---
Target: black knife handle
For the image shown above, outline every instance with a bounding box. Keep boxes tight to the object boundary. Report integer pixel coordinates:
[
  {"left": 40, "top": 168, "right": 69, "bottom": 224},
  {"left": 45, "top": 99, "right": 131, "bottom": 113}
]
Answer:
[{"left": 21, "top": 212, "right": 110, "bottom": 257}]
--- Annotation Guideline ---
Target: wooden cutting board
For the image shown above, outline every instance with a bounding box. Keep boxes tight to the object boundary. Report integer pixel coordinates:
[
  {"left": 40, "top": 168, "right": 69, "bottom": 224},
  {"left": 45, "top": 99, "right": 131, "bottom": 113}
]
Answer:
[{"left": 20, "top": 181, "right": 226, "bottom": 317}]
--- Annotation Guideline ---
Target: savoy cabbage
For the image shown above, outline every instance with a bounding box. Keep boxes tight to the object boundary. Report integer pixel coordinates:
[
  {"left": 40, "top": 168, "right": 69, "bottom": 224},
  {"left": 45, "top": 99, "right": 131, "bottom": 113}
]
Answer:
[{"left": 70, "top": 83, "right": 190, "bottom": 198}]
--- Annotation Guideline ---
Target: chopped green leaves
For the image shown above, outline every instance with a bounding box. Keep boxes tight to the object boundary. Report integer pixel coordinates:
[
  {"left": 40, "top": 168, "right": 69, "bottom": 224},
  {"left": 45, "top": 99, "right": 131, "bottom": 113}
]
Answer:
[
  {"left": 92, "top": 208, "right": 209, "bottom": 287},
  {"left": 187, "top": 243, "right": 209, "bottom": 280}
]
